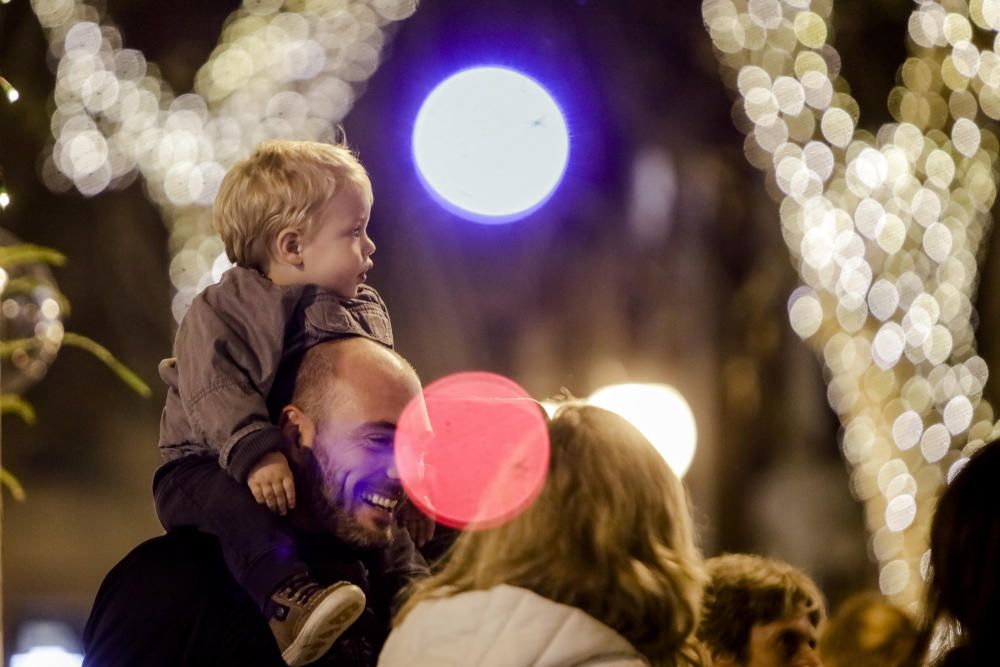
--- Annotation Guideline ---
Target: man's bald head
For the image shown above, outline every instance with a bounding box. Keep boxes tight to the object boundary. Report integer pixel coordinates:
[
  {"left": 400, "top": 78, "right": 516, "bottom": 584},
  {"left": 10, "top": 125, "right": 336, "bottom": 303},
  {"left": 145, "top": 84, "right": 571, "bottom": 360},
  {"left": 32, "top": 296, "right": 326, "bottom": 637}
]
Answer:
[{"left": 291, "top": 337, "right": 421, "bottom": 426}]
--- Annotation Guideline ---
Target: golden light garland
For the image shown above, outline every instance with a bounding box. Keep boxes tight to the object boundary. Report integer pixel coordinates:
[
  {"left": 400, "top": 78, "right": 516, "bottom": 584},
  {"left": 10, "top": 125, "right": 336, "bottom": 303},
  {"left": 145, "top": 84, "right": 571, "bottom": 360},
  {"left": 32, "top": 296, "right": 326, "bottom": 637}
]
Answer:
[
  {"left": 29, "top": 0, "right": 417, "bottom": 320},
  {"left": 704, "top": 0, "right": 1000, "bottom": 609}
]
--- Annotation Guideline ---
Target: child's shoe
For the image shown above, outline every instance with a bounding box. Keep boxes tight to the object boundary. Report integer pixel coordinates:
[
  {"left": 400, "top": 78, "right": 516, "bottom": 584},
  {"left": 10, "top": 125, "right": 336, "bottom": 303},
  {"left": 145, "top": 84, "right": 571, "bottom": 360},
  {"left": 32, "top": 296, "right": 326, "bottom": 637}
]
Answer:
[{"left": 268, "top": 575, "right": 366, "bottom": 666}]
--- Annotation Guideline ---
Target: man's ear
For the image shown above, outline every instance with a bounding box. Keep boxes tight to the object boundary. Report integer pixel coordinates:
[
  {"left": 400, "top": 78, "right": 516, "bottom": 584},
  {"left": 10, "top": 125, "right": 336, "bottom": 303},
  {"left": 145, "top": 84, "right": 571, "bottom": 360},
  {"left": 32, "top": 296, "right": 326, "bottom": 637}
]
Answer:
[
  {"left": 281, "top": 405, "right": 316, "bottom": 450},
  {"left": 275, "top": 228, "right": 305, "bottom": 266}
]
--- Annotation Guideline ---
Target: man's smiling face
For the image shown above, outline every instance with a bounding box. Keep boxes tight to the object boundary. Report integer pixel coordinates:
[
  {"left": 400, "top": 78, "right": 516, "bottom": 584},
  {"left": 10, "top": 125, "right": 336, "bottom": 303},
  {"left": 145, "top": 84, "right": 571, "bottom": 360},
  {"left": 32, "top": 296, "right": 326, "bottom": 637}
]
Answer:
[
  {"left": 310, "top": 419, "right": 403, "bottom": 548},
  {"left": 284, "top": 337, "right": 428, "bottom": 548}
]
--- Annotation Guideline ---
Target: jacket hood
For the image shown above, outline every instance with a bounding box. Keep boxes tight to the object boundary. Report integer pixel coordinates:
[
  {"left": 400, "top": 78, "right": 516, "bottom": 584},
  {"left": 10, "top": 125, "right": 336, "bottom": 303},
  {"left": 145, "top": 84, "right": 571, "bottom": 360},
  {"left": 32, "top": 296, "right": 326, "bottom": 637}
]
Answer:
[{"left": 378, "top": 584, "right": 648, "bottom": 667}]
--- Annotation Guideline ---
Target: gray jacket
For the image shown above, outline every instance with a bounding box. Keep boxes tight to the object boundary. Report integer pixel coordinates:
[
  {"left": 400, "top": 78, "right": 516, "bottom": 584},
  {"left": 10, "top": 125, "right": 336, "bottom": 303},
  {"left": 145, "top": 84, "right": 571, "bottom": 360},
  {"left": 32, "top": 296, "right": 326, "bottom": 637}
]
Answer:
[{"left": 158, "top": 267, "right": 394, "bottom": 482}]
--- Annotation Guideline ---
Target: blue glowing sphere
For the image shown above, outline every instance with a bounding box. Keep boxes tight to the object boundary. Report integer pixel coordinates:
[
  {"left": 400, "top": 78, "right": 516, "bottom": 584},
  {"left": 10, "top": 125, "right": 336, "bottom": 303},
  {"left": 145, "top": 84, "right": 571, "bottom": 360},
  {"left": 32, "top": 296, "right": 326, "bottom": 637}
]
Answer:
[{"left": 412, "top": 66, "right": 570, "bottom": 224}]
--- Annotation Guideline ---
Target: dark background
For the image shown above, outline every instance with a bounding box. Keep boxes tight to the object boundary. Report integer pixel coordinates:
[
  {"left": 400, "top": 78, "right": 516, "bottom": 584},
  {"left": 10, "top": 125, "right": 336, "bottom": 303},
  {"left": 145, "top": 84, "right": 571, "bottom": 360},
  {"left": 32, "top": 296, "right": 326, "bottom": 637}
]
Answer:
[{"left": 2, "top": 0, "right": 998, "bottom": 657}]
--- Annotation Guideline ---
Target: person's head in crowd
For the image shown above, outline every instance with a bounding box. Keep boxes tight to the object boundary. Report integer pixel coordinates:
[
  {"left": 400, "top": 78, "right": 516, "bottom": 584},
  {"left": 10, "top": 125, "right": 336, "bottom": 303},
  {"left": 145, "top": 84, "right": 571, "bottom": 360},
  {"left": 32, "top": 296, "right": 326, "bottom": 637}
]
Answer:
[
  {"left": 699, "top": 553, "right": 826, "bottom": 667},
  {"left": 281, "top": 336, "right": 425, "bottom": 548},
  {"left": 818, "top": 591, "right": 919, "bottom": 667},
  {"left": 921, "top": 438, "right": 1000, "bottom": 667},
  {"left": 390, "top": 403, "right": 707, "bottom": 666}
]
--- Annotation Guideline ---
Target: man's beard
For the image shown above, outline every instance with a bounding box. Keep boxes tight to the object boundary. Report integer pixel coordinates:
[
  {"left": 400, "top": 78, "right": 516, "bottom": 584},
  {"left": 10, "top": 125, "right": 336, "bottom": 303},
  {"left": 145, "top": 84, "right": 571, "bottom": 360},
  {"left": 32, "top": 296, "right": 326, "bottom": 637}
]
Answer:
[
  {"left": 302, "top": 448, "right": 394, "bottom": 549},
  {"left": 315, "top": 493, "right": 393, "bottom": 549}
]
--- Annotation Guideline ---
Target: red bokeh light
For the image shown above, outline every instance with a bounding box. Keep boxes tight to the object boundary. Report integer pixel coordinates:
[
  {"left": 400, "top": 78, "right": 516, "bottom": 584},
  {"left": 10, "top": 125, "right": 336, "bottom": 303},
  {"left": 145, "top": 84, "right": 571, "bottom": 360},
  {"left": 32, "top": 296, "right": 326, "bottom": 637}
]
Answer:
[{"left": 394, "top": 372, "right": 550, "bottom": 530}]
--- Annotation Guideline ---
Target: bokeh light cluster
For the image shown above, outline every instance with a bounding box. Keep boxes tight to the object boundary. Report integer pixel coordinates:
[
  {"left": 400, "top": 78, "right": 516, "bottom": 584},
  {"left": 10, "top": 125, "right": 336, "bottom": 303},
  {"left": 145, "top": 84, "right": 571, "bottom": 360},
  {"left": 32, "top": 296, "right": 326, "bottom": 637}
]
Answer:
[
  {"left": 0, "top": 231, "right": 64, "bottom": 395},
  {"left": 29, "top": 0, "right": 417, "bottom": 320},
  {"left": 704, "top": 0, "right": 1000, "bottom": 608}
]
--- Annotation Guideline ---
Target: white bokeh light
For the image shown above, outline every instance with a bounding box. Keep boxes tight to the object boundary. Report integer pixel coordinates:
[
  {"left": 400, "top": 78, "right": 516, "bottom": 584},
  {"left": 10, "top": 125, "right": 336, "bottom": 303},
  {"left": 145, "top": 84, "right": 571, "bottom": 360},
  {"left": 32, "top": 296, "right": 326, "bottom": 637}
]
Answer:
[
  {"left": 11, "top": 647, "right": 83, "bottom": 667},
  {"left": 587, "top": 383, "right": 697, "bottom": 477},
  {"left": 703, "top": 0, "right": 1000, "bottom": 607},
  {"left": 412, "top": 66, "right": 570, "bottom": 224},
  {"left": 30, "top": 0, "right": 419, "bottom": 321}
]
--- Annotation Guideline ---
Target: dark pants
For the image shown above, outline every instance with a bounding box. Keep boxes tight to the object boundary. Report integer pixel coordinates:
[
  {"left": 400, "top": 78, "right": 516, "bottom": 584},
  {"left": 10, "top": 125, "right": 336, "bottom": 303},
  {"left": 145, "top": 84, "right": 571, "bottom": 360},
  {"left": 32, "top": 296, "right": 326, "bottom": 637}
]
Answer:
[{"left": 153, "top": 455, "right": 305, "bottom": 610}]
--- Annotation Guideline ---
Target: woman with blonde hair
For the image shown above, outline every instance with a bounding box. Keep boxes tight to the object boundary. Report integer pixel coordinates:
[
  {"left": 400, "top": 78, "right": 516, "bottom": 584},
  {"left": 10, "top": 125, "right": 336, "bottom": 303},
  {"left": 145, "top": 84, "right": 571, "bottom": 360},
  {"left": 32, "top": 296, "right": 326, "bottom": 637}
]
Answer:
[{"left": 378, "top": 404, "right": 707, "bottom": 667}]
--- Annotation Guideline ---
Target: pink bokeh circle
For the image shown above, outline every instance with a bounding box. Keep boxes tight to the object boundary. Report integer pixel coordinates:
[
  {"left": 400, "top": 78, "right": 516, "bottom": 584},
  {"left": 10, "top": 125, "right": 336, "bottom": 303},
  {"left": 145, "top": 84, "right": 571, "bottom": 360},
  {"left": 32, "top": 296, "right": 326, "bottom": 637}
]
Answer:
[{"left": 394, "top": 372, "right": 550, "bottom": 530}]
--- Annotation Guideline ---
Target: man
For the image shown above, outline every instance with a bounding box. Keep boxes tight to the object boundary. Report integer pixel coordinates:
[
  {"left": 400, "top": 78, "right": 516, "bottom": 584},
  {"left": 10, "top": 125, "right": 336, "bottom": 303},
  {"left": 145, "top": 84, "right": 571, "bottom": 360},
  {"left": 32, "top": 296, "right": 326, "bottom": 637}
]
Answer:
[
  {"left": 83, "top": 337, "right": 430, "bottom": 667},
  {"left": 698, "top": 553, "right": 826, "bottom": 667}
]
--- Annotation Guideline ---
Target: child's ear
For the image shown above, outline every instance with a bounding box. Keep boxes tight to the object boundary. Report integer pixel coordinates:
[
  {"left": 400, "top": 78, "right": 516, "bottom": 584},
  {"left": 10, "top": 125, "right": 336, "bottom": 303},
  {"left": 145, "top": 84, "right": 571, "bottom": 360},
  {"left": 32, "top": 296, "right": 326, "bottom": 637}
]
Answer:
[
  {"left": 275, "top": 228, "right": 304, "bottom": 265},
  {"left": 281, "top": 405, "right": 315, "bottom": 449}
]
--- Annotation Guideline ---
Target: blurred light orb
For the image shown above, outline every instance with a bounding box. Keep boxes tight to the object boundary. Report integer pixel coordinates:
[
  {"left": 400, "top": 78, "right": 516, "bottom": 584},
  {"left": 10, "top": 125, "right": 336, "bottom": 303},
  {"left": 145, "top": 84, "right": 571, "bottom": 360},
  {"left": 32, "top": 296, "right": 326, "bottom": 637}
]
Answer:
[
  {"left": 394, "top": 372, "right": 550, "bottom": 530},
  {"left": 10, "top": 647, "right": 83, "bottom": 667},
  {"left": 412, "top": 66, "right": 569, "bottom": 224},
  {"left": 587, "top": 383, "right": 697, "bottom": 477}
]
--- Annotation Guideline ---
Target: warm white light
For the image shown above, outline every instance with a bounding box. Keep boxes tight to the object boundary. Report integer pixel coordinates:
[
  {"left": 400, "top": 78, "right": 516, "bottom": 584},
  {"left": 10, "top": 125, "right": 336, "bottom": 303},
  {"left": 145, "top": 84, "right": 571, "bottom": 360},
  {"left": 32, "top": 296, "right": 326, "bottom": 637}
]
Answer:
[
  {"left": 0, "top": 191, "right": 10, "bottom": 209},
  {"left": 539, "top": 400, "right": 560, "bottom": 418},
  {"left": 587, "top": 383, "right": 697, "bottom": 477},
  {"left": 0, "top": 75, "right": 16, "bottom": 101},
  {"left": 30, "top": 0, "right": 419, "bottom": 321},
  {"left": 11, "top": 647, "right": 83, "bottom": 667},
  {"left": 412, "top": 66, "right": 569, "bottom": 224},
  {"left": 703, "top": 0, "right": 1000, "bottom": 607}
]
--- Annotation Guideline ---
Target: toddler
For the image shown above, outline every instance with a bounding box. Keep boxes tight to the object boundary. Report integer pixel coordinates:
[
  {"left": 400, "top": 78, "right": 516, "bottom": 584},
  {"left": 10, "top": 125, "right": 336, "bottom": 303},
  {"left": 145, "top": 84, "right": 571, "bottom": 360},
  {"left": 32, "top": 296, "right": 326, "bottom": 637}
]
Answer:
[{"left": 154, "top": 140, "right": 392, "bottom": 666}]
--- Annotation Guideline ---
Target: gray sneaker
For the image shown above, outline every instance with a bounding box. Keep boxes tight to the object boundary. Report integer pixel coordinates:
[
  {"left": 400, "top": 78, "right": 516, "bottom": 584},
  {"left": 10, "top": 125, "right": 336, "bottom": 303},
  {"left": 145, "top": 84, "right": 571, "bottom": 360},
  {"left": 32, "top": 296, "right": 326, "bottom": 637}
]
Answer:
[{"left": 269, "top": 578, "right": 366, "bottom": 666}]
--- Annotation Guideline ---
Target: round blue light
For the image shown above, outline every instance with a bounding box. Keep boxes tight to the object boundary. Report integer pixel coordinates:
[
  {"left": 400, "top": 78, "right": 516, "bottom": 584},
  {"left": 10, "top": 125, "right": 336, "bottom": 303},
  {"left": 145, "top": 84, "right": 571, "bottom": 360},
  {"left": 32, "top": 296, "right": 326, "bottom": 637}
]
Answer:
[{"left": 412, "top": 66, "right": 570, "bottom": 224}]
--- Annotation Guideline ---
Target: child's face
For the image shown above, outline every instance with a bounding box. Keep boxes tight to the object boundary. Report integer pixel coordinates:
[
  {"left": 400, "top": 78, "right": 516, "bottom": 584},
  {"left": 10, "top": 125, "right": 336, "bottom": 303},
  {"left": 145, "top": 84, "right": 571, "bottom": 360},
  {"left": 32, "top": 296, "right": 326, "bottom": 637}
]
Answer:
[{"left": 300, "top": 183, "right": 375, "bottom": 298}]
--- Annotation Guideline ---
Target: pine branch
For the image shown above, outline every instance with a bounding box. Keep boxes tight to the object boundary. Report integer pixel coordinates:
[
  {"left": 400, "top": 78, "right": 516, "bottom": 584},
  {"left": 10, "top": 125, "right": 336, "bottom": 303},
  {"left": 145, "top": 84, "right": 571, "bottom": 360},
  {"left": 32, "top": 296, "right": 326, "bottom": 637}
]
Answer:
[
  {"left": 61, "top": 332, "right": 151, "bottom": 398},
  {"left": 0, "top": 245, "right": 67, "bottom": 269},
  {"left": 0, "top": 394, "right": 36, "bottom": 424},
  {"left": 0, "top": 468, "right": 26, "bottom": 502}
]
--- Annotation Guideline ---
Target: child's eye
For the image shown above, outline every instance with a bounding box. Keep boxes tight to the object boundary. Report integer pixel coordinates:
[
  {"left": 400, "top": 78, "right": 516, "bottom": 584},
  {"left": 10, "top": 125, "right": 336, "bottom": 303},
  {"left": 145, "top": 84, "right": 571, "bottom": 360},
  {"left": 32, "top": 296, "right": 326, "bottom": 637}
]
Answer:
[{"left": 353, "top": 226, "right": 362, "bottom": 237}]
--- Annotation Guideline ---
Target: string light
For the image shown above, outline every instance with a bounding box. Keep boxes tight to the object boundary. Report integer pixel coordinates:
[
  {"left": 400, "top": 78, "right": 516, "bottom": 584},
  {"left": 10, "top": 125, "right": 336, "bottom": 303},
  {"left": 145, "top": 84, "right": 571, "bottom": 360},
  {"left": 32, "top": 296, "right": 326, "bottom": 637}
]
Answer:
[
  {"left": 0, "top": 76, "right": 18, "bottom": 103},
  {"left": 29, "top": 0, "right": 418, "bottom": 320},
  {"left": 1, "top": 72, "right": 18, "bottom": 209},
  {"left": 0, "top": 165, "right": 9, "bottom": 209},
  {"left": 704, "top": 0, "right": 1000, "bottom": 609}
]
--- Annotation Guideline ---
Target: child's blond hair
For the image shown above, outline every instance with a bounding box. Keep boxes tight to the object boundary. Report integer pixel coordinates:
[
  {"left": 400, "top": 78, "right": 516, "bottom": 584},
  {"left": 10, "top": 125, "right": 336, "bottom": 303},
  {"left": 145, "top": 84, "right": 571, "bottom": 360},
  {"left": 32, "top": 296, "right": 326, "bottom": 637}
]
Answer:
[
  {"left": 396, "top": 404, "right": 707, "bottom": 667},
  {"left": 213, "top": 140, "right": 372, "bottom": 270}
]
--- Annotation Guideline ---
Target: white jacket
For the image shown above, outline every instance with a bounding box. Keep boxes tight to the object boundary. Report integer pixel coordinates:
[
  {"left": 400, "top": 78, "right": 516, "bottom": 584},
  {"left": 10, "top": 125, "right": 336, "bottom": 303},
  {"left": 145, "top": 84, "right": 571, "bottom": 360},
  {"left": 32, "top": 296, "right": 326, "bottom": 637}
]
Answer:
[{"left": 378, "top": 584, "right": 649, "bottom": 667}]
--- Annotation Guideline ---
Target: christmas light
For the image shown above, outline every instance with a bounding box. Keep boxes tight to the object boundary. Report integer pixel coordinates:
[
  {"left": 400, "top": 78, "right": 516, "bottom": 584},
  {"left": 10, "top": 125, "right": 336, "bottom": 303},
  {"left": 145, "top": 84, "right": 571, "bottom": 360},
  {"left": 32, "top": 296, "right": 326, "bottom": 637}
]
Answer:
[
  {"left": 0, "top": 76, "right": 18, "bottom": 103},
  {"left": 0, "top": 164, "right": 9, "bottom": 209},
  {"left": 29, "top": 0, "right": 419, "bottom": 320},
  {"left": 704, "top": 0, "right": 1000, "bottom": 609}
]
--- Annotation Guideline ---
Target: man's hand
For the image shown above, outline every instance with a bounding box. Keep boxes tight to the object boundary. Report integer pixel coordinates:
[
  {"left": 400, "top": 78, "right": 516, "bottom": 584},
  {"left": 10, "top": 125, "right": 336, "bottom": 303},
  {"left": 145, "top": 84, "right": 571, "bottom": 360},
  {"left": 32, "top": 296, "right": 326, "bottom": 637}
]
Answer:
[
  {"left": 247, "top": 451, "right": 296, "bottom": 515},
  {"left": 397, "top": 500, "right": 435, "bottom": 548}
]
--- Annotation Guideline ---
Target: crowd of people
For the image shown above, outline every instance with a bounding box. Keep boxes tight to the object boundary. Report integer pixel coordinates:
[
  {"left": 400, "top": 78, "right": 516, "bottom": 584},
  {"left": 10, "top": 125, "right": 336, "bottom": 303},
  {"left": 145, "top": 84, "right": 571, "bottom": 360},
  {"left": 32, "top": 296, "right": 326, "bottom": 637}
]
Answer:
[{"left": 78, "top": 140, "right": 999, "bottom": 666}]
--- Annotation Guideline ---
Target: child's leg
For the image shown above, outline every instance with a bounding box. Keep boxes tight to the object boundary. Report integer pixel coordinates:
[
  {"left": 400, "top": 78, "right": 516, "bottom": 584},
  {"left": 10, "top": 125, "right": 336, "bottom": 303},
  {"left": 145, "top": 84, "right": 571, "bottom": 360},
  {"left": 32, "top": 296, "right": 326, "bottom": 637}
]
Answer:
[
  {"left": 153, "top": 455, "right": 305, "bottom": 611},
  {"left": 153, "top": 455, "right": 367, "bottom": 666}
]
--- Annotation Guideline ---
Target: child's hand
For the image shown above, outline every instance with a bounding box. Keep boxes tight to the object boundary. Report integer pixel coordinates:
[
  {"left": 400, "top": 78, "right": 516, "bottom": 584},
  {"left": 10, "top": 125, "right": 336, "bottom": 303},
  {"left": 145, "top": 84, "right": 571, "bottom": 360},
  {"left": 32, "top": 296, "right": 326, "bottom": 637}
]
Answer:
[
  {"left": 397, "top": 500, "right": 435, "bottom": 548},
  {"left": 247, "top": 451, "right": 296, "bottom": 515}
]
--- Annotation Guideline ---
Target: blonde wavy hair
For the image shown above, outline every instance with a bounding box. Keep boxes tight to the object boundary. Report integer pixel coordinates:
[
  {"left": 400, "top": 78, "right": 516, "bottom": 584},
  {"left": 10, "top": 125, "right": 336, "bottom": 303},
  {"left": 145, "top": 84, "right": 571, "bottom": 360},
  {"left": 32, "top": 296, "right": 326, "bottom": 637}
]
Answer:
[
  {"left": 396, "top": 404, "right": 707, "bottom": 667},
  {"left": 213, "top": 139, "right": 372, "bottom": 270}
]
